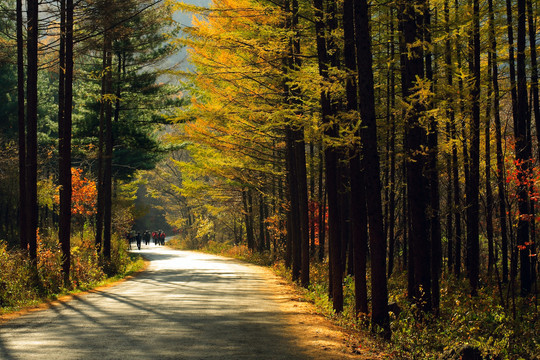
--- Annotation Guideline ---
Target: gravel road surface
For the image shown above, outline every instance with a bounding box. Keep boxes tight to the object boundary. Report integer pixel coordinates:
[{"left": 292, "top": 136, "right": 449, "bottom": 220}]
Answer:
[{"left": 0, "top": 245, "right": 312, "bottom": 360}]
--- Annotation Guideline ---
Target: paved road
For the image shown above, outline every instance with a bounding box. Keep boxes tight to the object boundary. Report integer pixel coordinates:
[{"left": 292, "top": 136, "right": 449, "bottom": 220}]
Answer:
[{"left": 0, "top": 245, "right": 309, "bottom": 359}]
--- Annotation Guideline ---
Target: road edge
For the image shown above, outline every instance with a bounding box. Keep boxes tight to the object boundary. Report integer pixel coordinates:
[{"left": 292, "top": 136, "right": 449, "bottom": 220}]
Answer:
[{"left": 0, "top": 257, "right": 150, "bottom": 324}]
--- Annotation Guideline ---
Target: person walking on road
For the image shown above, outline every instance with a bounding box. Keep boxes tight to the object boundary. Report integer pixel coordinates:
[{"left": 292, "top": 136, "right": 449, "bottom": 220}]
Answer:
[{"left": 136, "top": 232, "right": 142, "bottom": 250}]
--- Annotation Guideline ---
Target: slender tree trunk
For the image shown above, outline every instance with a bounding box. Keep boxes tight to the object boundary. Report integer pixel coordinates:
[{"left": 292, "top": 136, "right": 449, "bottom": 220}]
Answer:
[
  {"left": 425, "top": 0, "right": 441, "bottom": 313},
  {"left": 454, "top": 0, "right": 466, "bottom": 278},
  {"left": 59, "top": 0, "right": 74, "bottom": 285},
  {"left": 285, "top": 126, "right": 301, "bottom": 280},
  {"left": 444, "top": 0, "right": 454, "bottom": 273},
  {"left": 103, "top": 35, "right": 113, "bottom": 261},
  {"left": 516, "top": 0, "right": 532, "bottom": 296},
  {"left": 258, "top": 193, "right": 265, "bottom": 252},
  {"left": 344, "top": 0, "right": 368, "bottom": 315},
  {"left": 318, "top": 145, "right": 326, "bottom": 262},
  {"left": 291, "top": 0, "right": 310, "bottom": 288},
  {"left": 387, "top": 6, "right": 397, "bottom": 278},
  {"left": 309, "top": 143, "right": 316, "bottom": 256},
  {"left": 17, "top": 0, "right": 27, "bottom": 251},
  {"left": 526, "top": 0, "right": 538, "bottom": 293},
  {"left": 313, "top": 0, "right": 343, "bottom": 312},
  {"left": 96, "top": 32, "right": 109, "bottom": 252},
  {"left": 465, "top": 0, "right": 481, "bottom": 296},
  {"left": 527, "top": 0, "right": 540, "bottom": 153},
  {"left": 489, "top": 0, "right": 509, "bottom": 283},
  {"left": 297, "top": 134, "right": 310, "bottom": 286},
  {"left": 242, "top": 189, "right": 255, "bottom": 250},
  {"left": 26, "top": 0, "right": 39, "bottom": 262},
  {"left": 485, "top": 42, "right": 495, "bottom": 277},
  {"left": 400, "top": 0, "right": 431, "bottom": 312},
  {"left": 507, "top": 0, "right": 519, "bottom": 127},
  {"left": 355, "top": 0, "right": 390, "bottom": 337}
]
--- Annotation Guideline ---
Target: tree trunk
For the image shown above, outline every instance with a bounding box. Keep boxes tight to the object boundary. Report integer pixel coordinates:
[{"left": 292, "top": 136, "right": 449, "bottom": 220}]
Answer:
[
  {"left": 444, "top": 0, "right": 454, "bottom": 273},
  {"left": 425, "top": 0, "right": 441, "bottom": 314},
  {"left": 285, "top": 126, "right": 301, "bottom": 280},
  {"left": 59, "top": 0, "right": 74, "bottom": 286},
  {"left": 488, "top": 0, "right": 509, "bottom": 283},
  {"left": 466, "top": 0, "right": 481, "bottom": 296},
  {"left": 344, "top": 0, "right": 368, "bottom": 315},
  {"left": 506, "top": 0, "right": 519, "bottom": 126},
  {"left": 355, "top": 0, "right": 390, "bottom": 337},
  {"left": 291, "top": 0, "right": 310, "bottom": 288},
  {"left": 318, "top": 145, "right": 326, "bottom": 262},
  {"left": 96, "top": 31, "right": 109, "bottom": 252},
  {"left": 485, "top": 40, "right": 495, "bottom": 278},
  {"left": 26, "top": 0, "right": 39, "bottom": 262},
  {"left": 516, "top": 0, "right": 532, "bottom": 296},
  {"left": 387, "top": 7, "right": 397, "bottom": 278},
  {"left": 258, "top": 193, "right": 265, "bottom": 252},
  {"left": 313, "top": 0, "right": 343, "bottom": 313},
  {"left": 17, "top": 0, "right": 27, "bottom": 251},
  {"left": 103, "top": 35, "right": 113, "bottom": 261},
  {"left": 525, "top": 0, "right": 537, "bottom": 289},
  {"left": 527, "top": 0, "right": 540, "bottom": 155},
  {"left": 309, "top": 143, "right": 316, "bottom": 256},
  {"left": 400, "top": 0, "right": 431, "bottom": 312},
  {"left": 242, "top": 189, "right": 255, "bottom": 250}
]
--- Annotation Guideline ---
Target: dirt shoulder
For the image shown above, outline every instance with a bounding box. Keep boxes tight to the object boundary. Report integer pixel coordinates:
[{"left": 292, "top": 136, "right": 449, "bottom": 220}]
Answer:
[{"left": 245, "top": 263, "right": 387, "bottom": 360}]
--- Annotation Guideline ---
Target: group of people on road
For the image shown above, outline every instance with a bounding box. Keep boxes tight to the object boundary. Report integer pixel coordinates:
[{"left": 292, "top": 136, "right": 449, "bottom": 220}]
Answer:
[{"left": 127, "top": 230, "right": 166, "bottom": 250}]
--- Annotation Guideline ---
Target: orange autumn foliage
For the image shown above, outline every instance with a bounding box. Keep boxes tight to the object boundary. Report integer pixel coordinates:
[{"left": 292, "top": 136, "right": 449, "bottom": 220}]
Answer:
[{"left": 54, "top": 168, "right": 97, "bottom": 217}]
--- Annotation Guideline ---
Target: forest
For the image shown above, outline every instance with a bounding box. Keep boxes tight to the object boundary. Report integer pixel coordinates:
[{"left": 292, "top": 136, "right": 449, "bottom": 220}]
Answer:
[{"left": 0, "top": 0, "right": 539, "bottom": 358}]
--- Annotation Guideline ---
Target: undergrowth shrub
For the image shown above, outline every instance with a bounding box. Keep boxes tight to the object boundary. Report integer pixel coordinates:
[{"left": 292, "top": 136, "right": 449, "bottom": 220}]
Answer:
[
  {"left": 0, "top": 242, "right": 37, "bottom": 308},
  {"left": 36, "top": 234, "right": 63, "bottom": 294},
  {"left": 1, "top": 230, "right": 139, "bottom": 313},
  {"left": 70, "top": 239, "right": 104, "bottom": 289}
]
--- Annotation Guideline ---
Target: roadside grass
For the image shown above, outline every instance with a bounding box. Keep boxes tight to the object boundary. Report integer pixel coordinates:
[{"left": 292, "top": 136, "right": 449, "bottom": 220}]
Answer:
[
  {"left": 0, "top": 233, "right": 144, "bottom": 315},
  {"left": 167, "top": 237, "right": 540, "bottom": 359}
]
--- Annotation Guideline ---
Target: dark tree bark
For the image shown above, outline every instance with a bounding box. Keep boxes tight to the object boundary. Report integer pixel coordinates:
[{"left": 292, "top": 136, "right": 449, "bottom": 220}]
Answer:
[
  {"left": 258, "top": 193, "right": 266, "bottom": 252},
  {"left": 17, "top": 0, "right": 27, "bottom": 251},
  {"left": 26, "top": 0, "right": 39, "bottom": 262},
  {"left": 488, "top": 0, "right": 509, "bottom": 283},
  {"left": 103, "top": 35, "right": 113, "bottom": 261},
  {"left": 343, "top": 0, "right": 368, "bottom": 315},
  {"left": 466, "top": 0, "right": 481, "bottom": 296},
  {"left": 282, "top": 0, "right": 309, "bottom": 286},
  {"left": 309, "top": 143, "right": 316, "bottom": 256},
  {"left": 95, "top": 31, "right": 109, "bottom": 252},
  {"left": 313, "top": 0, "right": 343, "bottom": 313},
  {"left": 527, "top": 0, "right": 540, "bottom": 153},
  {"left": 454, "top": 0, "right": 466, "bottom": 278},
  {"left": 506, "top": 0, "right": 519, "bottom": 126},
  {"left": 425, "top": 0, "right": 441, "bottom": 314},
  {"left": 525, "top": 0, "right": 538, "bottom": 290},
  {"left": 387, "top": 6, "right": 397, "bottom": 279},
  {"left": 58, "top": 0, "right": 74, "bottom": 286},
  {"left": 355, "top": 0, "right": 390, "bottom": 337},
  {"left": 242, "top": 189, "right": 255, "bottom": 250},
  {"left": 443, "top": 0, "right": 454, "bottom": 273},
  {"left": 285, "top": 126, "right": 301, "bottom": 281},
  {"left": 485, "top": 40, "right": 495, "bottom": 278},
  {"left": 400, "top": 0, "right": 431, "bottom": 312},
  {"left": 516, "top": 0, "right": 532, "bottom": 296},
  {"left": 318, "top": 146, "right": 326, "bottom": 262},
  {"left": 291, "top": 0, "right": 310, "bottom": 288}
]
